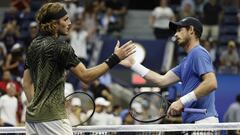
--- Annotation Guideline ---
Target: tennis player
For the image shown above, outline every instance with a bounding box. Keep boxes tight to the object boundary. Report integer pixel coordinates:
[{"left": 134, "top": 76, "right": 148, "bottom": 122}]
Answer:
[
  {"left": 22, "top": 2, "right": 135, "bottom": 135},
  {"left": 121, "top": 17, "right": 219, "bottom": 124}
]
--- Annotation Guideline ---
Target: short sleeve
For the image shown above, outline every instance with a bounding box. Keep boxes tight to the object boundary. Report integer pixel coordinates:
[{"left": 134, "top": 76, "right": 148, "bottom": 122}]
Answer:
[
  {"left": 56, "top": 42, "right": 81, "bottom": 69},
  {"left": 193, "top": 50, "right": 214, "bottom": 76},
  {"left": 167, "top": 8, "right": 174, "bottom": 17},
  {"left": 171, "top": 65, "right": 181, "bottom": 78},
  {"left": 152, "top": 8, "right": 158, "bottom": 17}
]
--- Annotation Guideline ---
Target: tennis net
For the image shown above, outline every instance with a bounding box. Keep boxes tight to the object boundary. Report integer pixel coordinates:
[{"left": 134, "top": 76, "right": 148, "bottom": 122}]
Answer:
[{"left": 0, "top": 123, "right": 240, "bottom": 135}]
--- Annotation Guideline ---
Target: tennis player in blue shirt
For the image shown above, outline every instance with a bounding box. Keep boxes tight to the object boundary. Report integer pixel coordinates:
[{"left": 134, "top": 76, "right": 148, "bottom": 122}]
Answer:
[{"left": 121, "top": 17, "right": 219, "bottom": 123}]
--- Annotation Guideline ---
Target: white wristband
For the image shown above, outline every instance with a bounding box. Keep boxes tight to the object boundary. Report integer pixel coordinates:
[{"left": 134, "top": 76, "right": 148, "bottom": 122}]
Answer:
[
  {"left": 131, "top": 63, "right": 150, "bottom": 77},
  {"left": 180, "top": 91, "right": 197, "bottom": 106}
]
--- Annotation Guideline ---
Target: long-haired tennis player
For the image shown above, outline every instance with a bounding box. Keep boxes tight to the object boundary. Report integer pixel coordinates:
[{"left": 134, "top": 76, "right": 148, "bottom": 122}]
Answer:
[{"left": 22, "top": 2, "right": 135, "bottom": 135}]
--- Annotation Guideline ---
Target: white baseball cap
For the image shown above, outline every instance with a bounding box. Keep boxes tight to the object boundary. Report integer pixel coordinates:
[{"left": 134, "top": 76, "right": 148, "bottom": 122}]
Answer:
[
  {"left": 71, "top": 97, "right": 81, "bottom": 106},
  {"left": 95, "top": 97, "right": 110, "bottom": 106},
  {"left": 132, "top": 102, "right": 143, "bottom": 113}
]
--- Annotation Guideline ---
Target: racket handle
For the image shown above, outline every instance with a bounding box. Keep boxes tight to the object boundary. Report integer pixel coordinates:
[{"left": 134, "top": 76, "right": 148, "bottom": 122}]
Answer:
[{"left": 184, "top": 108, "right": 207, "bottom": 114}]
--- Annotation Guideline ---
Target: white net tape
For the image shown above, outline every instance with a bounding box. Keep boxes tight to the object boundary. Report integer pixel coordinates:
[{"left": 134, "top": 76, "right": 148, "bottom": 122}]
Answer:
[{"left": 0, "top": 123, "right": 240, "bottom": 133}]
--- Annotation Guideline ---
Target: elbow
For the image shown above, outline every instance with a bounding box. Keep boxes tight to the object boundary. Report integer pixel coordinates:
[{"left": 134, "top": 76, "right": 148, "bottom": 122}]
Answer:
[
  {"left": 209, "top": 80, "right": 218, "bottom": 92},
  {"left": 80, "top": 75, "right": 93, "bottom": 84},
  {"left": 156, "top": 77, "right": 169, "bottom": 88},
  {"left": 81, "top": 78, "right": 91, "bottom": 84},
  {"left": 212, "top": 82, "right": 218, "bottom": 91},
  {"left": 156, "top": 81, "right": 165, "bottom": 88}
]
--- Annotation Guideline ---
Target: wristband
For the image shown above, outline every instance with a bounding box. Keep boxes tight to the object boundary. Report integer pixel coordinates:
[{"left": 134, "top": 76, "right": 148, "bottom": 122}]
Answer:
[
  {"left": 180, "top": 91, "right": 197, "bottom": 106},
  {"left": 104, "top": 53, "right": 120, "bottom": 69},
  {"left": 131, "top": 62, "right": 150, "bottom": 77}
]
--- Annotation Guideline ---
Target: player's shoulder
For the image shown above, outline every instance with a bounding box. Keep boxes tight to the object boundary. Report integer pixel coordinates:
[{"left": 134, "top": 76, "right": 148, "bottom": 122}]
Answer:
[
  {"left": 191, "top": 45, "right": 209, "bottom": 56},
  {"left": 29, "top": 35, "right": 57, "bottom": 49},
  {"left": 54, "top": 38, "right": 74, "bottom": 57},
  {"left": 46, "top": 37, "right": 71, "bottom": 53}
]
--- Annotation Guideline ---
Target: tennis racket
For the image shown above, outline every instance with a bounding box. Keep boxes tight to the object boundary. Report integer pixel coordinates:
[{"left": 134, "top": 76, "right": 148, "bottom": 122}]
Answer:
[
  {"left": 65, "top": 91, "right": 95, "bottom": 127},
  {"left": 129, "top": 91, "right": 207, "bottom": 123}
]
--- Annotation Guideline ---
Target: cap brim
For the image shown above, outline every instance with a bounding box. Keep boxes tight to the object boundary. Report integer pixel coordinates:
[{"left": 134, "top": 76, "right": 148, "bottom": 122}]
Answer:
[{"left": 169, "top": 21, "right": 184, "bottom": 32}]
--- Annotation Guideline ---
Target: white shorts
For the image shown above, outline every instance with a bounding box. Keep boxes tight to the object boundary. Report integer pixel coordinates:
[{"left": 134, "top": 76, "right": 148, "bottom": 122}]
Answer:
[
  {"left": 194, "top": 116, "right": 219, "bottom": 124},
  {"left": 189, "top": 117, "right": 219, "bottom": 135},
  {"left": 25, "top": 119, "right": 73, "bottom": 135}
]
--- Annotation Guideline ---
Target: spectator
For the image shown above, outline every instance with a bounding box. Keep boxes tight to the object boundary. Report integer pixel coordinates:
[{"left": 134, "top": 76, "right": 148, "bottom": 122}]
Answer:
[
  {"left": 194, "top": 0, "right": 205, "bottom": 17},
  {"left": 201, "top": 0, "right": 223, "bottom": 40},
  {"left": 78, "top": 81, "right": 94, "bottom": 98},
  {"left": 103, "top": 104, "right": 122, "bottom": 125},
  {"left": 69, "top": 18, "right": 89, "bottom": 66},
  {"left": 90, "top": 79, "right": 113, "bottom": 102},
  {"left": 63, "top": 0, "right": 78, "bottom": 21},
  {"left": 179, "top": 2, "right": 196, "bottom": 19},
  {"left": 82, "top": 2, "right": 98, "bottom": 45},
  {"left": 0, "top": 21, "right": 20, "bottom": 53},
  {"left": 202, "top": 40, "right": 216, "bottom": 62},
  {"left": 2, "top": 43, "right": 25, "bottom": 79},
  {"left": 224, "top": 94, "right": 240, "bottom": 135},
  {"left": 0, "top": 70, "right": 21, "bottom": 95},
  {"left": 149, "top": 0, "right": 175, "bottom": 39},
  {"left": 10, "top": 0, "right": 30, "bottom": 13},
  {"left": 2, "top": 7, "right": 20, "bottom": 27},
  {"left": 67, "top": 97, "right": 87, "bottom": 126},
  {"left": 99, "top": 8, "right": 121, "bottom": 36},
  {"left": 0, "top": 82, "right": 18, "bottom": 127},
  {"left": 180, "top": 0, "right": 196, "bottom": 14},
  {"left": 224, "top": 94, "right": 240, "bottom": 122},
  {"left": 23, "top": 21, "right": 38, "bottom": 49},
  {"left": 219, "top": 40, "right": 239, "bottom": 74},
  {"left": 105, "top": 0, "right": 128, "bottom": 30},
  {"left": 88, "top": 97, "right": 111, "bottom": 125}
]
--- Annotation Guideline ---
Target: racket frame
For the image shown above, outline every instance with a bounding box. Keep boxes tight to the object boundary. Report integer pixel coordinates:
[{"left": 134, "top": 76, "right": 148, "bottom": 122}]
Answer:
[
  {"left": 129, "top": 91, "right": 207, "bottom": 123},
  {"left": 65, "top": 91, "right": 96, "bottom": 127}
]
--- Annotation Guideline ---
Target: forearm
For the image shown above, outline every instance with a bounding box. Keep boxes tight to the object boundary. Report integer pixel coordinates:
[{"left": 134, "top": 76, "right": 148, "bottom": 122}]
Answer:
[
  {"left": 72, "top": 54, "right": 120, "bottom": 83},
  {"left": 193, "top": 79, "right": 217, "bottom": 99},
  {"left": 6, "top": 62, "right": 19, "bottom": 69},
  {"left": 131, "top": 63, "right": 180, "bottom": 88},
  {"left": 77, "top": 63, "right": 109, "bottom": 83},
  {"left": 180, "top": 73, "right": 217, "bottom": 105},
  {"left": 22, "top": 69, "right": 34, "bottom": 103},
  {"left": 144, "top": 71, "right": 168, "bottom": 88}
]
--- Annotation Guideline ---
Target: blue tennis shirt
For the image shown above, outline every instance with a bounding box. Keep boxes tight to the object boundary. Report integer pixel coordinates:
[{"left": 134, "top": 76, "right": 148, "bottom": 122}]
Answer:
[{"left": 172, "top": 45, "right": 218, "bottom": 123}]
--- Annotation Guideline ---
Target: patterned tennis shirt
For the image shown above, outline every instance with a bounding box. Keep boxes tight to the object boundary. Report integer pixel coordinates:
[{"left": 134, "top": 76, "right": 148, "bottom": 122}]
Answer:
[{"left": 25, "top": 35, "right": 80, "bottom": 122}]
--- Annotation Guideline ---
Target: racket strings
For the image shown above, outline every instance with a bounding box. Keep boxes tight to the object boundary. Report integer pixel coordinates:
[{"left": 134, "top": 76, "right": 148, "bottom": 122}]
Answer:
[
  {"left": 130, "top": 92, "right": 169, "bottom": 123},
  {"left": 65, "top": 92, "right": 95, "bottom": 126}
]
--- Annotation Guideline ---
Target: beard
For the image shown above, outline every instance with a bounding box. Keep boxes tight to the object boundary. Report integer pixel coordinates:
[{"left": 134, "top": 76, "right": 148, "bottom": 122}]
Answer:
[{"left": 176, "top": 36, "right": 190, "bottom": 48}]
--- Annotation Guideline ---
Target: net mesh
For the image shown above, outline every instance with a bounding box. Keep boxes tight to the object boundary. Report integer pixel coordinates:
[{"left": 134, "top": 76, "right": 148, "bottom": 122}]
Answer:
[{"left": 0, "top": 123, "right": 240, "bottom": 135}]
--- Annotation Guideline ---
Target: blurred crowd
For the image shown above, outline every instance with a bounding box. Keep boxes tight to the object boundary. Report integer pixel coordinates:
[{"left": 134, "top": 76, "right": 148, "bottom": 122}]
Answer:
[
  {"left": 0, "top": 0, "right": 239, "bottom": 127},
  {"left": 150, "top": 0, "right": 240, "bottom": 74}
]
